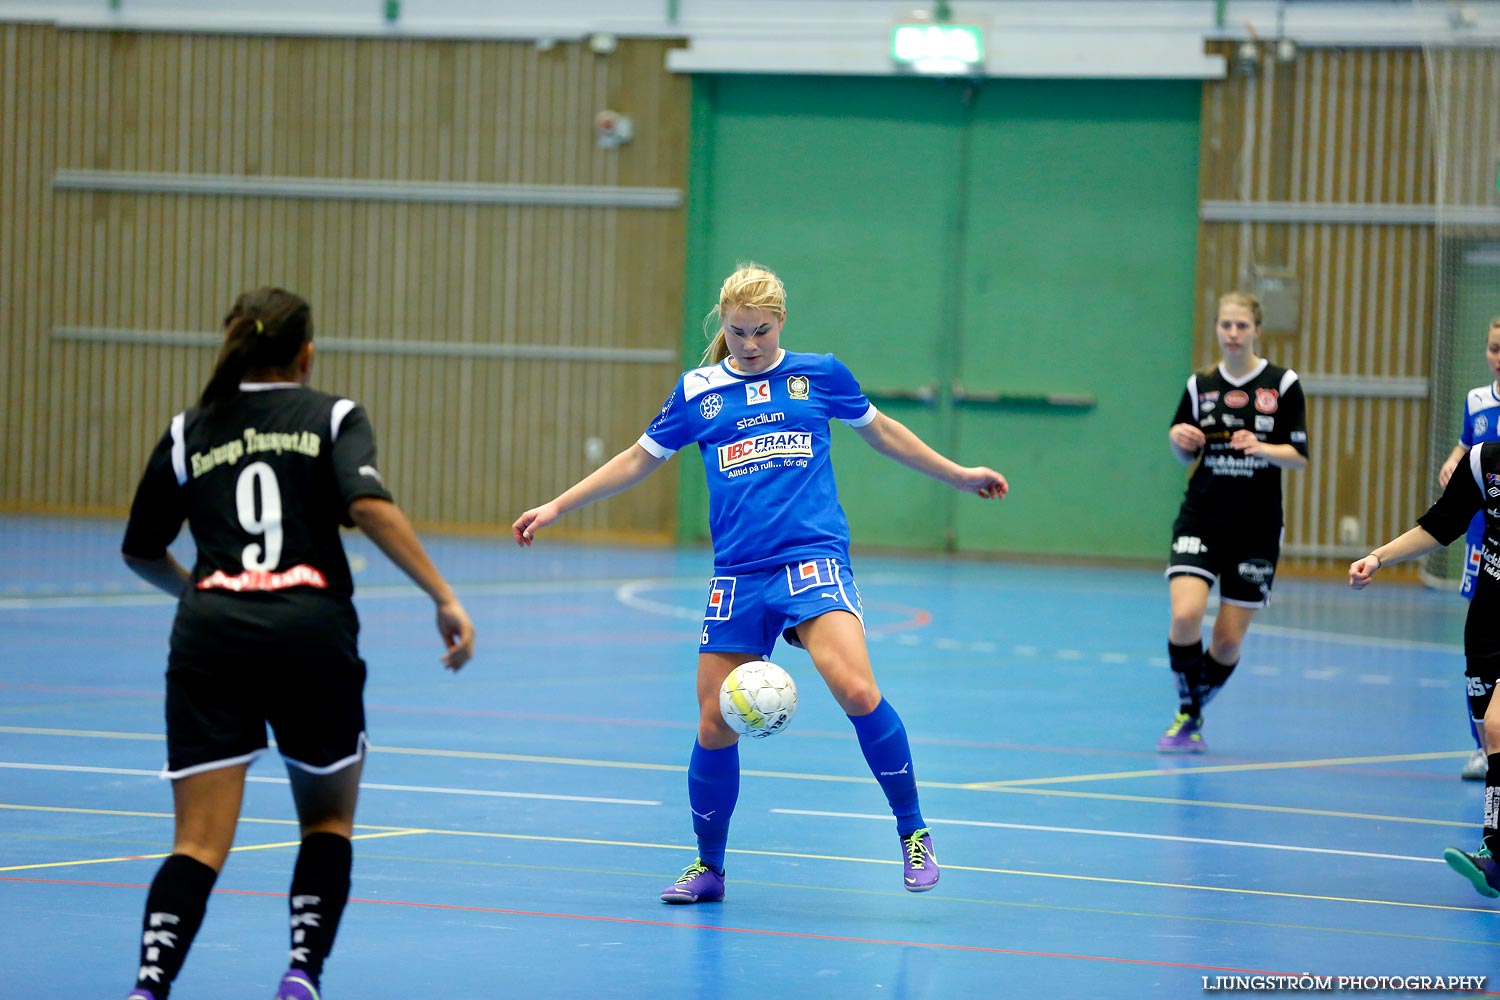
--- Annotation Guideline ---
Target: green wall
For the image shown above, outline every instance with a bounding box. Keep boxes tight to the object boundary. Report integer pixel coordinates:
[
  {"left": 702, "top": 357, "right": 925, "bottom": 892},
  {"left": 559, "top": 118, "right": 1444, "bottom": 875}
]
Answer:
[{"left": 680, "top": 74, "right": 1201, "bottom": 561}]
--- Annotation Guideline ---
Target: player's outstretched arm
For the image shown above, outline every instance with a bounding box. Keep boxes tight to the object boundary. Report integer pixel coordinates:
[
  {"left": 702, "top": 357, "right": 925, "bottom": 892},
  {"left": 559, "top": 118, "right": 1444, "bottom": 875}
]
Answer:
[
  {"left": 853, "top": 412, "right": 1007, "bottom": 499},
  {"left": 1439, "top": 444, "right": 1468, "bottom": 488},
  {"left": 349, "top": 496, "right": 475, "bottom": 671},
  {"left": 1348, "top": 526, "right": 1442, "bottom": 590},
  {"left": 513, "top": 443, "right": 668, "bottom": 546}
]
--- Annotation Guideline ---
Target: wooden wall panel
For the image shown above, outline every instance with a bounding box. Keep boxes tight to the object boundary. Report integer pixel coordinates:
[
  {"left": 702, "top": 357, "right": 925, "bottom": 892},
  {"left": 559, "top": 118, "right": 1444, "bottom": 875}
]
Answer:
[
  {"left": 1197, "top": 45, "right": 1447, "bottom": 571},
  {"left": 2, "top": 26, "right": 691, "bottom": 541}
]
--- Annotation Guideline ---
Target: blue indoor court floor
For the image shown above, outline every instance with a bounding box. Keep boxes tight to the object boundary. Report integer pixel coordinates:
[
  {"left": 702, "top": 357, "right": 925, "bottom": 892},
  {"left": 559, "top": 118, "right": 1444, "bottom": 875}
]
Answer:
[{"left": 0, "top": 513, "right": 1495, "bottom": 999}]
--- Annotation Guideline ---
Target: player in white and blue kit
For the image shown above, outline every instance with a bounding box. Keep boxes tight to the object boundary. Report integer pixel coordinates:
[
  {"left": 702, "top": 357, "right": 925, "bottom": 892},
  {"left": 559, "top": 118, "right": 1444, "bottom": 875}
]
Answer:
[
  {"left": 513, "top": 263, "right": 1007, "bottom": 904},
  {"left": 1437, "top": 317, "right": 1500, "bottom": 779}
]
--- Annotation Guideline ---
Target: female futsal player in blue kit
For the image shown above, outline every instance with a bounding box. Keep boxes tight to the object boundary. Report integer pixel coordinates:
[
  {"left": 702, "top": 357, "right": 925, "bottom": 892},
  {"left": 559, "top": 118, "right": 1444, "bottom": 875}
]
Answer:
[{"left": 512, "top": 263, "right": 1007, "bottom": 902}]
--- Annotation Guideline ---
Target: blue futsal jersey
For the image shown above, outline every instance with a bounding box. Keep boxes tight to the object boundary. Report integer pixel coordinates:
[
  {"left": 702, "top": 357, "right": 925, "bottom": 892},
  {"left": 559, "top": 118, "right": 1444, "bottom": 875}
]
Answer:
[
  {"left": 1458, "top": 383, "right": 1500, "bottom": 597},
  {"left": 637, "top": 350, "right": 877, "bottom": 573}
]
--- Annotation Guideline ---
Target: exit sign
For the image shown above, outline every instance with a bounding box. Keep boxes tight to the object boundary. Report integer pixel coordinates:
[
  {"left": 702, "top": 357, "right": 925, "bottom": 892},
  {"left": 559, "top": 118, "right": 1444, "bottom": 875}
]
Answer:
[{"left": 891, "top": 24, "right": 984, "bottom": 75}]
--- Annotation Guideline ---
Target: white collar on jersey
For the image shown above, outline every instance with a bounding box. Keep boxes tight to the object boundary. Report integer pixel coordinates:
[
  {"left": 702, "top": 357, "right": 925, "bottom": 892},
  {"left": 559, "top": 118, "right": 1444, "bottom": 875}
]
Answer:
[
  {"left": 722, "top": 349, "right": 787, "bottom": 378},
  {"left": 239, "top": 381, "right": 302, "bottom": 392},
  {"left": 1216, "top": 358, "right": 1268, "bottom": 387}
]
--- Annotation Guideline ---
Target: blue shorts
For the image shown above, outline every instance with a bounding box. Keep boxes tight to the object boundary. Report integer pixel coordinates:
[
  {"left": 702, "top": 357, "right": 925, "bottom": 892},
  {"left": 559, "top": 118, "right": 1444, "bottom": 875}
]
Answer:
[{"left": 699, "top": 558, "right": 864, "bottom": 657}]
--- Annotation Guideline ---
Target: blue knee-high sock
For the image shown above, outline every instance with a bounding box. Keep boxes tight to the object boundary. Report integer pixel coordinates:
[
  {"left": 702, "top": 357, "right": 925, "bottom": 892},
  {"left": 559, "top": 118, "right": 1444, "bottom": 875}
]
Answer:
[
  {"left": 687, "top": 739, "right": 739, "bottom": 872},
  {"left": 849, "top": 698, "right": 925, "bottom": 837}
]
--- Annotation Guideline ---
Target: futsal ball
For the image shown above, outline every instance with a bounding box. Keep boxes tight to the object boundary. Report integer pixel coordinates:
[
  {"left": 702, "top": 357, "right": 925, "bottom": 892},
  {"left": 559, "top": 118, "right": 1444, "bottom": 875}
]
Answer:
[{"left": 719, "top": 661, "right": 798, "bottom": 739}]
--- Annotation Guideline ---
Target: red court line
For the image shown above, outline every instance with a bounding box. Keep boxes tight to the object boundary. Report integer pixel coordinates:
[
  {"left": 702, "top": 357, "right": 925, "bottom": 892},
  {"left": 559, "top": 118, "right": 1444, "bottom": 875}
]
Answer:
[{"left": 12, "top": 874, "right": 1484, "bottom": 987}]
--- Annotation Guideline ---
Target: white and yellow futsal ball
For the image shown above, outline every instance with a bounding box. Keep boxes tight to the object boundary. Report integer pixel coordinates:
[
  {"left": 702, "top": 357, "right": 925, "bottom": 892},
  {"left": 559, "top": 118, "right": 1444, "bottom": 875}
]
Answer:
[{"left": 719, "top": 661, "right": 798, "bottom": 739}]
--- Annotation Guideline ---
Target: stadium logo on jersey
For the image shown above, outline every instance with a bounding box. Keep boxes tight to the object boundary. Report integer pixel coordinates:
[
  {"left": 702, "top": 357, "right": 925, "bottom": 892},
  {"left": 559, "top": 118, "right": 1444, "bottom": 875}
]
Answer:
[
  {"left": 746, "top": 380, "right": 772, "bottom": 405},
  {"left": 1254, "top": 415, "right": 1274, "bottom": 432},
  {"left": 787, "top": 375, "right": 810, "bottom": 400},
  {"left": 705, "top": 577, "right": 736, "bottom": 621},
  {"left": 358, "top": 464, "right": 384, "bottom": 483},
  {"left": 717, "top": 431, "right": 814, "bottom": 470},
  {"left": 1200, "top": 398, "right": 1216, "bottom": 413},
  {"left": 1223, "top": 389, "right": 1250, "bottom": 409},
  {"left": 736, "top": 411, "right": 785, "bottom": 431},
  {"left": 1477, "top": 415, "right": 1490, "bottom": 437},
  {"left": 1291, "top": 430, "right": 1306, "bottom": 443},
  {"left": 700, "top": 393, "right": 724, "bottom": 419},
  {"left": 1254, "top": 389, "right": 1279, "bottom": 413}
]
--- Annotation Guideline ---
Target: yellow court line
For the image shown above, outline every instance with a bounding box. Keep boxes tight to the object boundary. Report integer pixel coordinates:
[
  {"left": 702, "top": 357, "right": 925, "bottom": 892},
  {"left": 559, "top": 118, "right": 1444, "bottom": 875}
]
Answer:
[
  {"left": 0, "top": 827, "right": 434, "bottom": 872},
  {"left": 5, "top": 805, "right": 1491, "bottom": 916},
  {"left": 963, "top": 750, "right": 1469, "bottom": 788},
  {"left": 0, "top": 802, "right": 421, "bottom": 832}
]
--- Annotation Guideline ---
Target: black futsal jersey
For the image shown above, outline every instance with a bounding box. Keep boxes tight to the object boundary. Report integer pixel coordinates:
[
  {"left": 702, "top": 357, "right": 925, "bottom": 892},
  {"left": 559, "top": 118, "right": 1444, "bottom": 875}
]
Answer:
[
  {"left": 1418, "top": 442, "right": 1500, "bottom": 659},
  {"left": 1172, "top": 360, "right": 1309, "bottom": 522},
  {"left": 122, "top": 383, "right": 394, "bottom": 659}
]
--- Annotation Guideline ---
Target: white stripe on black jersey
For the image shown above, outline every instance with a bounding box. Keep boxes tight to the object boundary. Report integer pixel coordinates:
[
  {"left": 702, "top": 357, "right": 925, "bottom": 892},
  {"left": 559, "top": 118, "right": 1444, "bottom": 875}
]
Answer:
[{"left": 123, "top": 384, "right": 393, "bottom": 602}]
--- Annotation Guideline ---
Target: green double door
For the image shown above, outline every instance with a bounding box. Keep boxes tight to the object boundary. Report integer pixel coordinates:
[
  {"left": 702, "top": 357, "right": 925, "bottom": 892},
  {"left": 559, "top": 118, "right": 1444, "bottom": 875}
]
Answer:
[{"left": 682, "top": 74, "right": 1201, "bottom": 560}]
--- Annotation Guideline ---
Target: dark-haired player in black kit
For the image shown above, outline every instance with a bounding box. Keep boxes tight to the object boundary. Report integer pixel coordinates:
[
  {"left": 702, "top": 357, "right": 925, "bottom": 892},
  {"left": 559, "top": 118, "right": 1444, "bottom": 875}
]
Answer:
[
  {"left": 1350, "top": 443, "right": 1500, "bottom": 897},
  {"left": 1158, "top": 291, "right": 1308, "bottom": 753},
  {"left": 120, "top": 288, "right": 475, "bottom": 1000}
]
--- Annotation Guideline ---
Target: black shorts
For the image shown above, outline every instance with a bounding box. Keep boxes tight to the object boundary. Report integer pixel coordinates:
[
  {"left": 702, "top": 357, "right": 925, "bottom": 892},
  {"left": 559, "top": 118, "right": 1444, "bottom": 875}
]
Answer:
[
  {"left": 163, "top": 646, "right": 368, "bottom": 778},
  {"left": 1166, "top": 511, "right": 1283, "bottom": 608},
  {"left": 1465, "top": 654, "right": 1499, "bottom": 725}
]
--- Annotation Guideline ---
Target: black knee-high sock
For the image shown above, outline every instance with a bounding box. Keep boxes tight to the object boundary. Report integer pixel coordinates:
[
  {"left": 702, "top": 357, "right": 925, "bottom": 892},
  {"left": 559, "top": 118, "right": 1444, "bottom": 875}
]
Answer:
[
  {"left": 287, "top": 832, "right": 353, "bottom": 987},
  {"left": 1484, "top": 755, "right": 1500, "bottom": 856},
  {"left": 1169, "top": 640, "right": 1204, "bottom": 717},
  {"left": 135, "top": 853, "right": 218, "bottom": 998},
  {"left": 1199, "top": 653, "right": 1239, "bottom": 708}
]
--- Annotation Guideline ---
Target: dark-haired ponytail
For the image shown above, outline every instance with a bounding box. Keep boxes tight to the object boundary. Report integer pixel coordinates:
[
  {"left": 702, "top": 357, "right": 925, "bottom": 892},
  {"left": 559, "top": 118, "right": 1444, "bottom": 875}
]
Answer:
[
  {"left": 198, "top": 288, "right": 313, "bottom": 409},
  {"left": 199, "top": 315, "right": 263, "bottom": 408}
]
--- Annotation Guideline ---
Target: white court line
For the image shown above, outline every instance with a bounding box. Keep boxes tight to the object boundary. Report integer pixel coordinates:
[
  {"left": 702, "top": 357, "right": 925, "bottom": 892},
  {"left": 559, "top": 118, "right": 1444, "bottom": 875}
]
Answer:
[
  {"left": 0, "top": 761, "right": 660, "bottom": 806},
  {"left": 772, "top": 808, "right": 1446, "bottom": 865},
  {"left": 4, "top": 578, "right": 1467, "bottom": 655},
  {"left": 615, "top": 579, "right": 702, "bottom": 620},
  {"left": 0, "top": 577, "right": 670, "bottom": 612}
]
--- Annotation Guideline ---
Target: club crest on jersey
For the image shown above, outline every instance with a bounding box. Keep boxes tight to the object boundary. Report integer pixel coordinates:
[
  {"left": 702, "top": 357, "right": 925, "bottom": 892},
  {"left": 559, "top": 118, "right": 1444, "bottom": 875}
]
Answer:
[
  {"left": 1478, "top": 415, "right": 1490, "bottom": 437},
  {"left": 1255, "top": 389, "right": 1279, "bottom": 413},
  {"left": 1223, "top": 389, "right": 1249, "bottom": 409},
  {"left": 700, "top": 393, "right": 723, "bottom": 419},
  {"left": 787, "top": 375, "right": 810, "bottom": 400},
  {"left": 746, "top": 380, "right": 771, "bottom": 405}
]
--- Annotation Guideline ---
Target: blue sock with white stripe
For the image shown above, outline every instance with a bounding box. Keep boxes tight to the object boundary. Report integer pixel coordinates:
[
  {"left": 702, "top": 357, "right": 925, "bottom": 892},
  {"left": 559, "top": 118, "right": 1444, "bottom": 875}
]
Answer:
[
  {"left": 849, "top": 698, "right": 925, "bottom": 837},
  {"left": 688, "top": 739, "right": 739, "bottom": 872}
]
